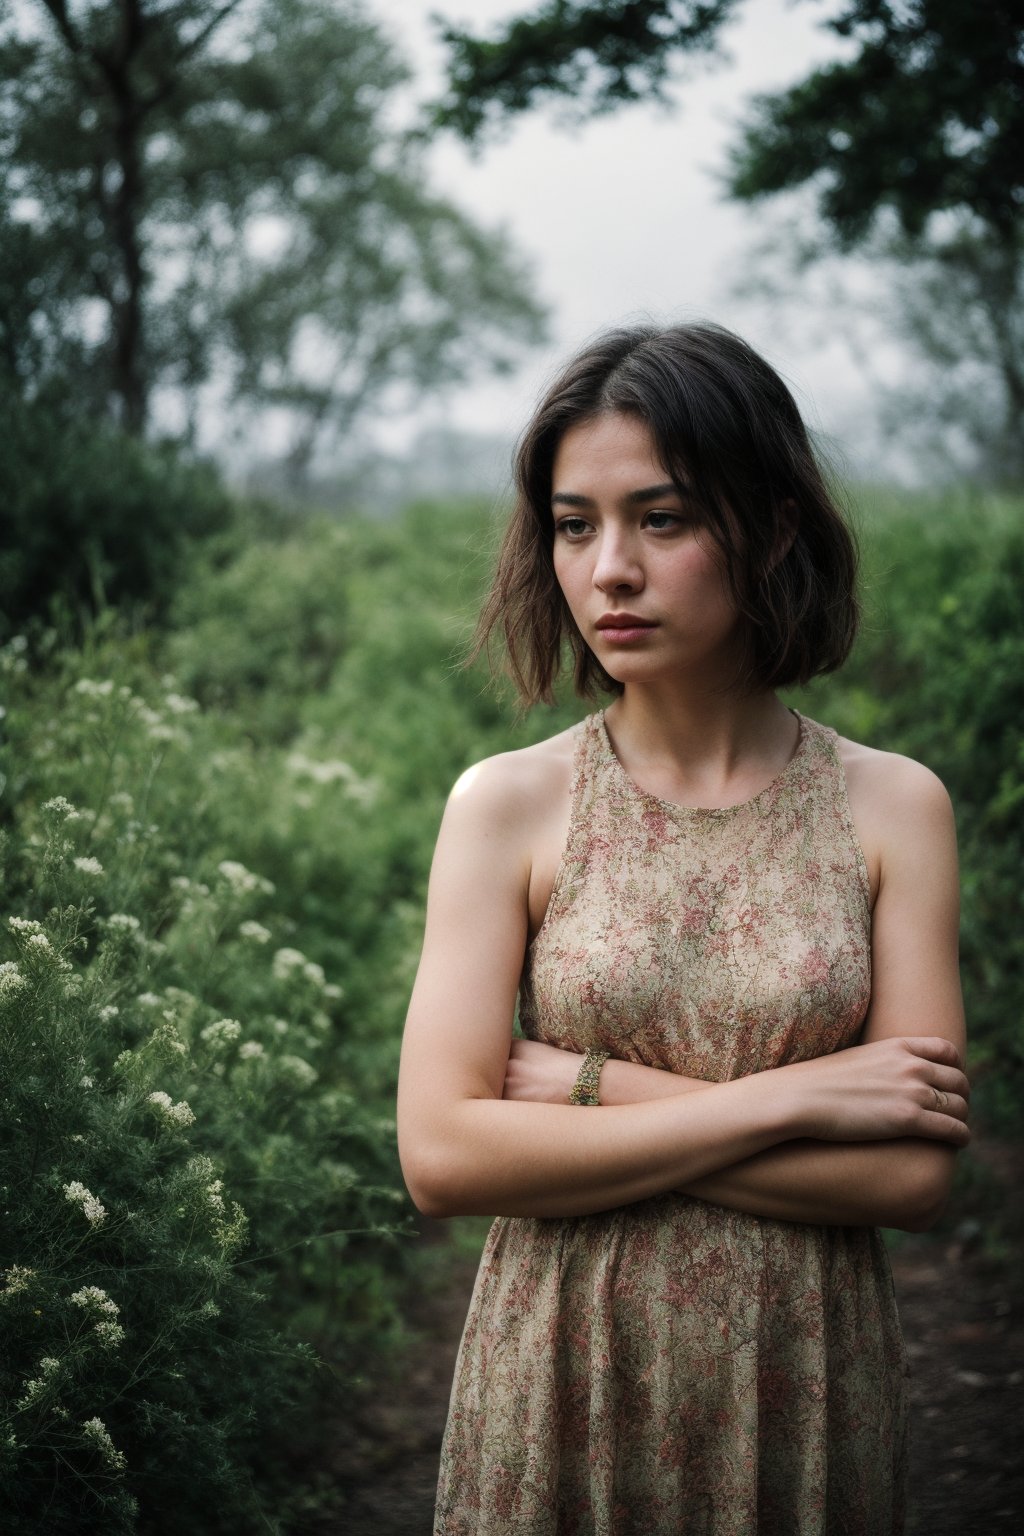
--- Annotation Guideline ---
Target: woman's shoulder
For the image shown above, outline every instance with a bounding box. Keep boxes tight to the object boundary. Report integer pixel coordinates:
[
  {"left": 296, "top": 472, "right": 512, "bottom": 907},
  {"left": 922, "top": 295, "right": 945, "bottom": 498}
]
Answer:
[
  {"left": 444, "top": 719, "right": 585, "bottom": 836},
  {"left": 826, "top": 729, "right": 956, "bottom": 880},
  {"left": 831, "top": 731, "right": 952, "bottom": 816}
]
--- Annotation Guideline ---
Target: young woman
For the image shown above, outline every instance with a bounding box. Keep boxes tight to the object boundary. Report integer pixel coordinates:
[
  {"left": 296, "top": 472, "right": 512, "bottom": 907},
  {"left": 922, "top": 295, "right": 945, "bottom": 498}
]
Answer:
[{"left": 397, "top": 323, "right": 968, "bottom": 1536}]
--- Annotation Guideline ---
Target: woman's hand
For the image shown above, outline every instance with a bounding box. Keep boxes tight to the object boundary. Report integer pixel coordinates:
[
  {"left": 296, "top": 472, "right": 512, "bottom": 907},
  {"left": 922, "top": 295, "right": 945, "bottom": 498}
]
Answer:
[
  {"left": 783, "top": 1035, "right": 970, "bottom": 1146},
  {"left": 503, "top": 1038, "right": 583, "bottom": 1103}
]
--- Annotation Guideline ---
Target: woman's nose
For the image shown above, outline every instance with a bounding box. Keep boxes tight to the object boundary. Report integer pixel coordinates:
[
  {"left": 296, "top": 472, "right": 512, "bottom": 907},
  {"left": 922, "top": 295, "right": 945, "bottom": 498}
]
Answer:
[{"left": 593, "top": 532, "right": 642, "bottom": 593}]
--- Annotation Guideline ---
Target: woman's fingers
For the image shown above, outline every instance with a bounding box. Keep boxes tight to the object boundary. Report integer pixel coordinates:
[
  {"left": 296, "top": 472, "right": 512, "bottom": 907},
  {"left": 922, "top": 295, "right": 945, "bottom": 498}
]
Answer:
[
  {"left": 794, "top": 1035, "right": 972, "bottom": 1143},
  {"left": 920, "top": 1102, "right": 971, "bottom": 1145},
  {"left": 927, "top": 1061, "right": 970, "bottom": 1100},
  {"left": 900, "top": 1035, "right": 965, "bottom": 1071}
]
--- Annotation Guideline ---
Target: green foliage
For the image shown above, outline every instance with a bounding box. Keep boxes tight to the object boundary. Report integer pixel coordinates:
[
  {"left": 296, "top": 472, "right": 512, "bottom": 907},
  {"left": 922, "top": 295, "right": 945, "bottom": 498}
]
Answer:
[
  {"left": 0, "top": 641, "right": 410, "bottom": 1530},
  {"left": 434, "top": 0, "right": 736, "bottom": 137},
  {"left": 727, "top": 1, "right": 1024, "bottom": 244},
  {"left": 0, "top": 384, "right": 233, "bottom": 635},
  {"left": 724, "top": 5, "right": 1024, "bottom": 478},
  {"left": 2, "top": 485, "right": 1021, "bottom": 1525},
  {"left": 1, "top": 0, "right": 544, "bottom": 459},
  {"left": 790, "top": 489, "right": 1024, "bottom": 1129}
]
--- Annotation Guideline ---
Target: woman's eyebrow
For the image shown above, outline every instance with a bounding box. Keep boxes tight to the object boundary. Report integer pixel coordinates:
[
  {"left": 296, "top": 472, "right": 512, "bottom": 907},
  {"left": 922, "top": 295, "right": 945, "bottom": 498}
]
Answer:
[{"left": 551, "top": 482, "right": 682, "bottom": 509}]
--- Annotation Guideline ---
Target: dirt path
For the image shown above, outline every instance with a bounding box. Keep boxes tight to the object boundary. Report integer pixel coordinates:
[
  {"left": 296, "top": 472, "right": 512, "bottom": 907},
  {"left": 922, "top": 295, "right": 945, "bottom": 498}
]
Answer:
[{"left": 331, "top": 1234, "right": 1023, "bottom": 1533}]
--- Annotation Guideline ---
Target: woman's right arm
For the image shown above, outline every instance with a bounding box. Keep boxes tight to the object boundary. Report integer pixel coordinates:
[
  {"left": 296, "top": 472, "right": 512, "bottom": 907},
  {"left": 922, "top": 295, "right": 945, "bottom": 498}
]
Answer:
[{"left": 397, "top": 757, "right": 969, "bottom": 1221}]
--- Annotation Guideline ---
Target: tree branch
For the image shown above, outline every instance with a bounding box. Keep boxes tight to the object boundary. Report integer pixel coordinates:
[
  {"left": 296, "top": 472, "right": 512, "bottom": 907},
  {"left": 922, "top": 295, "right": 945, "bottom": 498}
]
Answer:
[{"left": 37, "top": 0, "right": 83, "bottom": 55}]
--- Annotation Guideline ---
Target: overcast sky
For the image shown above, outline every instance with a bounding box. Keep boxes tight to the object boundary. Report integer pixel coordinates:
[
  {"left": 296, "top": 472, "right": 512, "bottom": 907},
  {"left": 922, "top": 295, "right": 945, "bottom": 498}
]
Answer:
[{"left": 362, "top": 0, "right": 914, "bottom": 480}]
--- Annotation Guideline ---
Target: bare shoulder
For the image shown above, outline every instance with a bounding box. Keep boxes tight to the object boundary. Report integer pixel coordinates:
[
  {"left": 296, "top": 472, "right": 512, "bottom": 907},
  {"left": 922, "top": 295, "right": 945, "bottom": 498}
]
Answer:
[
  {"left": 836, "top": 736, "right": 953, "bottom": 825},
  {"left": 834, "top": 735, "right": 956, "bottom": 899},
  {"left": 444, "top": 721, "right": 579, "bottom": 839}
]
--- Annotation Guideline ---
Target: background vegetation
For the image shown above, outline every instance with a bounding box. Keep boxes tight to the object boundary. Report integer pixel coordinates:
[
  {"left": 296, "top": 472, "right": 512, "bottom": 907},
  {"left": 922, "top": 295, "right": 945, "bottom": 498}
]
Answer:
[
  {"left": 3, "top": 488, "right": 1021, "bottom": 1529},
  {"left": 2, "top": 1, "right": 1020, "bottom": 1530}
]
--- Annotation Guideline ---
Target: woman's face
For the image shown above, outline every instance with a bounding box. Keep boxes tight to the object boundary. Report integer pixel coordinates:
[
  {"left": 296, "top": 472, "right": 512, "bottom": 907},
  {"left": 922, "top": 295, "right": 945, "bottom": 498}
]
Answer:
[{"left": 550, "top": 412, "right": 742, "bottom": 690}]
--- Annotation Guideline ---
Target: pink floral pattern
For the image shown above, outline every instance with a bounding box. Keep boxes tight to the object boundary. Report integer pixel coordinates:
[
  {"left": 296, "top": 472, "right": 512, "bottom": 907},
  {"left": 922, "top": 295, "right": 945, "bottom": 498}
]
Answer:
[{"left": 436, "top": 712, "right": 908, "bottom": 1535}]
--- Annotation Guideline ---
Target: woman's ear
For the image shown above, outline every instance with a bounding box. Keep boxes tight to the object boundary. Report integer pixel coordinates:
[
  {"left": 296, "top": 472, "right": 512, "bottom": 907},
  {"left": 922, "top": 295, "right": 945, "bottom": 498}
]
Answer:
[{"left": 769, "top": 498, "right": 799, "bottom": 569}]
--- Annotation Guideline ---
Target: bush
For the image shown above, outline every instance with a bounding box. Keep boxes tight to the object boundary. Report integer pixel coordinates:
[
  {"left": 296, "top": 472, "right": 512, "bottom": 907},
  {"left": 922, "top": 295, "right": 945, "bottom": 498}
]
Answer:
[
  {"left": 0, "top": 642, "right": 407, "bottom": 1531},
  {"left": 0, "top": 386, "right": 233, "bottom": 636}
]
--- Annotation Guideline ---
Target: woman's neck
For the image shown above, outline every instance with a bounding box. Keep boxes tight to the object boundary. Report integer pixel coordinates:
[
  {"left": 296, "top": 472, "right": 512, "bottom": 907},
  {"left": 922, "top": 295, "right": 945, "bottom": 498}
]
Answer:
[{"left": 603, "top": 685, "right": 799, "bottom": 809}]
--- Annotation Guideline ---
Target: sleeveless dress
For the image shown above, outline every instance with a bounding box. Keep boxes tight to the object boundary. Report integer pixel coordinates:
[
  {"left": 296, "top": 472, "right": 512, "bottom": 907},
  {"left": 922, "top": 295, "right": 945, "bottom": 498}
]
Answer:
[{"left": 435, "top": 711, "right": 908, "bottom": 1536}]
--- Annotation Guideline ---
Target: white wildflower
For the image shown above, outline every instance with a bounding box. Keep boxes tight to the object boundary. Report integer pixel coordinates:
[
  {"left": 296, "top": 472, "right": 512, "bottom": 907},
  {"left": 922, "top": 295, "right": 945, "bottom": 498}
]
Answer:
[
  {"left": 217, "top": 859, "right": 275, "bottom": 897},
  {"left": 238, "top": 920, "right": 271, "bottom": 944},
  {"left": 147, "top": 1091, "right": 196, "bottom": 1128},
  {"left": 63, "top": 1181, "right": 107, "bottom": 1227},
  {"left": 98, "top": 1004, "right": 120, "bottom": 1021},
  {"left": 197, "top": 1299, "right": 220, "bottom": 1319},
  {"left": 79, "top": 1075, "right": 94, "bottom": 1089},
  {"left": 0, "top": 961, "right": 28, "bottom": 996},
  {"left": 70, "top": 1286, "right": 119, "bottom": 1320},
  {"left": 137, "top": 991, "right": 161, "bottom": 1007},
  {"left": 73, "top": 856, "right": 104, "bottom": 876},
  {"left": 238, "top": 1040, "right": 264, "bottom": 1061},
  {"left": 164, "top": 692, "right": 199, "bottom": 715},
  {"left": 82, "top": 1417, "right": 127, "bottom": 1471},
  {"left": 93, "top": 1320, "right": 126, "bottom": 1348},
  {"left": 200, "top": 1017, "right": 242, "bottom": 1049},
  {"left": 272, "top": 947, "right": 306, "bottom": 979},
  {"left": 272, "top": 1018, "right": 289, "bottom": 1035},
  {"left": 42, "top": 796, "right": 79, "bottom": 819},
  {"left": 287, "top": 751, "right": 358, "bottom": 785},
  {"left": 17, "top": 1357, "right": 61, "bottom": 1408},
  {"left": 323, "top": 982, "right": 343, "bottom": 1001},
  {"left": 8, "top": 916, "right": 45, "bottom": 936},
  {"left": 106, "top": 913, "right": 140, "bottom": 932},
  {"left": 303, "top": 960, "right": 326, "bottom": 989},
  {"left": 1, "top": 1265, "right": 35, "bottom": 1297},
  {"left": 109, "top": 791, "right": 134, "bottom": 812},
  {"left": 27, "top": 932, "right": 52, "bottom": 950},
  {"left": 206, "top": 1178, "right": 225, "bottom": 1214},
  {"left": 149, "top": 722, "right": 178, "bottom": 742},
  {"left": 73, "top": 678, "right": 115, "bottom": 697},
  {"left": 148, "top": 1017, "right": 187, "bottom": 1057},
  {"left": 279, "top": 1054, "right": 317, "bottom": 1089}
]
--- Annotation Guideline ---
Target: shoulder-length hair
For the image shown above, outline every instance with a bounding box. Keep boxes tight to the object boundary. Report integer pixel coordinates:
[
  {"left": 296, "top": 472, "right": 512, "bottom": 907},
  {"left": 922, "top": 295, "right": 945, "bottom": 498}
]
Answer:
[{"left": 475, "top": 321, "right": 859, "bottom": 706}]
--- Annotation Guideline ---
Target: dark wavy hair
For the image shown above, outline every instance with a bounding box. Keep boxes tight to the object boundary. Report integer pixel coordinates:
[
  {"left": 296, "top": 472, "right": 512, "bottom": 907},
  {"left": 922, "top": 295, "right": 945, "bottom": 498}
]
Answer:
[{"left": 475, "top": 321, "right": 859, "bottom": 705}]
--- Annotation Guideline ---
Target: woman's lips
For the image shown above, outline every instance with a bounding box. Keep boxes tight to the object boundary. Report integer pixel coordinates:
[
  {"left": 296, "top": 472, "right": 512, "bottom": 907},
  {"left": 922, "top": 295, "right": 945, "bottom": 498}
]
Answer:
[{"left": 595, "top": 617, "right": 657, "bottom": 643}]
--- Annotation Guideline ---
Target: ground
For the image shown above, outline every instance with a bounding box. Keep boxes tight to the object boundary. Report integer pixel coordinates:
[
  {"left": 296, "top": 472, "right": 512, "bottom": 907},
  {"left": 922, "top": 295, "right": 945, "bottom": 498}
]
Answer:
[{"left": 329, "top": 1229, "right": 1023, "bottom": 1534}]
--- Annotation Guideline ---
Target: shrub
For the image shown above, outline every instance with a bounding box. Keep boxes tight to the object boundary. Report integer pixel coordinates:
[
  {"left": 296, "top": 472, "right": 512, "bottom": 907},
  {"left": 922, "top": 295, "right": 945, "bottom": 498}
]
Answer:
[
  {"left": 0, "top": 385, "right": 233, "bottom": 636},
  {"left": 0, "top": 643, "right": 407, "bottom": 1531}
]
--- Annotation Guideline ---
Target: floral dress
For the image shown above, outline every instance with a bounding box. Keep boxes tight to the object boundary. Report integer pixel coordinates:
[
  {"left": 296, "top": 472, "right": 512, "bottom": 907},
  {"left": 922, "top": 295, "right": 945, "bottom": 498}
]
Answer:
[{"left": 435, "top": 711, "right": 907, "bottom": 1535}]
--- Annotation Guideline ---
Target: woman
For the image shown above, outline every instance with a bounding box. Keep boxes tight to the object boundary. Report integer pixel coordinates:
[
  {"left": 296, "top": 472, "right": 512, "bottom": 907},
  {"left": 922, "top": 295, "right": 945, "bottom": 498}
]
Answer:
[{"left": 397, "top": 323, "right": 968, "bottom": 1535}]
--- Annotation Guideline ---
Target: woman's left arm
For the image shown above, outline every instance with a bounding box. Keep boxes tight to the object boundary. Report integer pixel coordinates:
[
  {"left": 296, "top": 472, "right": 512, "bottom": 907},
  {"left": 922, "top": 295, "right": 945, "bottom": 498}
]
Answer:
[{"left": 506, "top": 754, "right": 967, "bottom": 1232}]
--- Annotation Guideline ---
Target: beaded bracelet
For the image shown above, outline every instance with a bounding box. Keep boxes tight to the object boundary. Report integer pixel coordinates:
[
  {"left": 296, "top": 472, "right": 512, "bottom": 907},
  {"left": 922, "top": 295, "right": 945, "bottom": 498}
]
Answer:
[{"left": 568, "top": 1049, "right": 610, "bottom": 1106}]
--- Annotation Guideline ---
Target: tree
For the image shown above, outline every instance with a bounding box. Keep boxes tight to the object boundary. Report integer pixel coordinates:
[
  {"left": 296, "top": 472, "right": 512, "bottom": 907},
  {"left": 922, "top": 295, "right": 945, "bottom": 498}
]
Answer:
[
  {"left": 435, "top": 0, "right": 1024, "bottom": 480},
  {"left": 725, "top": 0, "right": 1024, "bottom": 479},
  {"left": 434, "top": 0, "right": 737, "bottom": 139},
  {"left": 0, "top": 0, "right": 545, "bottom": 470}
]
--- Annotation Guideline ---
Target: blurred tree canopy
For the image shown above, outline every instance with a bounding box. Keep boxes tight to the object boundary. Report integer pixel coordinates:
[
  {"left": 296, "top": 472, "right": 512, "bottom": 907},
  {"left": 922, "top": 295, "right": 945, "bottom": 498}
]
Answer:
[
  {"left": 436, "top": 0, "right": 1024, "bottom": 480},
  {"left": 0, "top": 0, "right": 545, "bottom": 469},
  {"left": 434, "top": 0, "right": 738, "bottom": 137}
]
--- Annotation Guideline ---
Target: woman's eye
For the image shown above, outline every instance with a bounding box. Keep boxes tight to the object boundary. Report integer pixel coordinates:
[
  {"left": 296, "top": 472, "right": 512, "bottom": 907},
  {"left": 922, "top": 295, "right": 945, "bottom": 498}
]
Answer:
[
  {"left": 555, "top": 517, "right": 590, "bottom": 538},
  {"left": 645, "top": 511, "right": 685, "bottom": 531}
]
